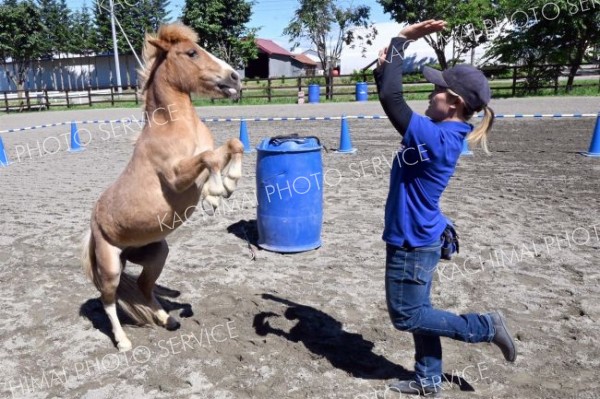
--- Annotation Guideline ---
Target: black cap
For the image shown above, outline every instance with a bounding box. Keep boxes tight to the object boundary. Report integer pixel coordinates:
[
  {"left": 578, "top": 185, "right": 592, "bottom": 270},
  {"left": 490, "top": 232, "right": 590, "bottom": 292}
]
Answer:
[{"left": 422, "top": 64, "right": 491, "bottom": 112}]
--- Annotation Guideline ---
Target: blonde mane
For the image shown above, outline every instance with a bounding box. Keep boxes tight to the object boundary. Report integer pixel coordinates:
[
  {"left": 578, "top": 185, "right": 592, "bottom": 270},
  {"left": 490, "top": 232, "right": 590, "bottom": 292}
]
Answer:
[{"left": 137, "top": 24, "right": 200, "bottom": 95}]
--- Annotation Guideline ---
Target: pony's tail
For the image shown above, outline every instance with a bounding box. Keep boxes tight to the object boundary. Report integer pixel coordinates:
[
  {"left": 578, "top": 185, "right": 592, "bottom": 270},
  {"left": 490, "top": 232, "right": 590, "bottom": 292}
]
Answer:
[
  {"left": 82, "top": 228, "right": 99, "bottom": 289},
  {"left": 116, "top": 272, "right": 159, "bottom": 327}
]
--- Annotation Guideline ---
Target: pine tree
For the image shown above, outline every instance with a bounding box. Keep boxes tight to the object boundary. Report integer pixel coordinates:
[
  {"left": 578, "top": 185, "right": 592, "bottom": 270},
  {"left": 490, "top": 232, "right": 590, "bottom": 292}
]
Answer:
[
  {"left": 37, "top": 0, "right": 71, "bottom": 56},
  {"left": 70, "top": 4, "right": 95, "bottom": 55}
]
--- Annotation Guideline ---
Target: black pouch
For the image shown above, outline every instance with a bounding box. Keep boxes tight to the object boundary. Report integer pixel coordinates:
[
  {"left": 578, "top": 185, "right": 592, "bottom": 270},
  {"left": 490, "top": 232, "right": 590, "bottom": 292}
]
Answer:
[{"left": 440, "top": 223, "right": 459, "bottom": 260}]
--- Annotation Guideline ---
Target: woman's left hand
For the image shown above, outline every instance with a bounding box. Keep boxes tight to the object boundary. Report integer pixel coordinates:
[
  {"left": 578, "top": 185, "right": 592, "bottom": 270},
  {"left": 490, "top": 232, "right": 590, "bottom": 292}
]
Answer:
[{"left": 399, "top": 19, "right": 447, "bottom": 41}]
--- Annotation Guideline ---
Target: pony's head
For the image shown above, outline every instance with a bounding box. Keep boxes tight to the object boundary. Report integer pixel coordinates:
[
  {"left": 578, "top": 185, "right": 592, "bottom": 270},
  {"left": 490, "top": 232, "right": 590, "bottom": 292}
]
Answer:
[{"left": 141, "top": 24, "right": 241, "bottom": 99}]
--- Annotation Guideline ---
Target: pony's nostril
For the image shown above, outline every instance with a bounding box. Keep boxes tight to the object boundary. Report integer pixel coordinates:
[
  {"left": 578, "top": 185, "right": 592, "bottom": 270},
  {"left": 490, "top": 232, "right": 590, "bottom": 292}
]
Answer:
[{"left": 230, "top": 72, "right": 239, "bottom": 82}]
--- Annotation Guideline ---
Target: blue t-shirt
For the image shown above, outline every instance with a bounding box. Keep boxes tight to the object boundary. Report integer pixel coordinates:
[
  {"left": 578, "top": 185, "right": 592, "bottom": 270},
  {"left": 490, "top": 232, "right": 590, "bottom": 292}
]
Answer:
[{"left": 382, "top": 113, "right": 473, "bottom": 248}]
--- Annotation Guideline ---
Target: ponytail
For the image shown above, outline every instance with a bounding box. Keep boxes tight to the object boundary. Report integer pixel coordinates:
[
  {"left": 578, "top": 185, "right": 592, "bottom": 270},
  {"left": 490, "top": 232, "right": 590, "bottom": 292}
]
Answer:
[{"left": 467, "top": 105, "right": 494, "bottom": 154}]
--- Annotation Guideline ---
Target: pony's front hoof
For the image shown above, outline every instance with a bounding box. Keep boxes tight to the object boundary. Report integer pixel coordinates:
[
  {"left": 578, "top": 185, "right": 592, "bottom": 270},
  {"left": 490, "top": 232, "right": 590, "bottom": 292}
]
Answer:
[
  {"left": 117, "top": 338, "right": 132, "bottom": 352},
  {"left": 165, "top": 316, "right": 181, "bottom": 331},
  {"left": 203, "top": 195, "right": 221, "bottom": 209},
  {"left": 222, "top": 176, "right": 238, "bottom": 198}
]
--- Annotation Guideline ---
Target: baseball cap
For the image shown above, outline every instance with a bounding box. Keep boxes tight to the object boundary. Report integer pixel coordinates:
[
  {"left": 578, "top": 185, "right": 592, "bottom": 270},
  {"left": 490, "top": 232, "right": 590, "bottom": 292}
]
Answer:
[{"left": 422, "top": 64, "right": 491, "bottom": 112}]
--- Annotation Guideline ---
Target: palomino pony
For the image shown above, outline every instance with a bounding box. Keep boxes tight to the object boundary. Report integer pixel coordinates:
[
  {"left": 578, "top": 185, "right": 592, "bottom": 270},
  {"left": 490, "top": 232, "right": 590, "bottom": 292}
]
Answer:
[{"left": 82, "top": 24, "right": 244, "bottom": 351}]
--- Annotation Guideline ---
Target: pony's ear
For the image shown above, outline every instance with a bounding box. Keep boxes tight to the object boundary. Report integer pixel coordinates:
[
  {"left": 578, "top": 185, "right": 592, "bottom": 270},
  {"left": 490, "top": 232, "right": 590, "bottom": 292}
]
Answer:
[{"left": 148, "top": 39, "right": 171, "bottom": 53}]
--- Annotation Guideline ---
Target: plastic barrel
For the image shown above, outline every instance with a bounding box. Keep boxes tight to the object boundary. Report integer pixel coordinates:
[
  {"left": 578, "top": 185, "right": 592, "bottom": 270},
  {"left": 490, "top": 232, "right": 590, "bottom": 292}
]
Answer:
[
  {"left": 256, "top": 135, "right": 323, "bottom": 253},
  {"left": 308, "top": 84, "right": 320, "bottom": 103},
  {"left": 355, "top": 82, "right": 368, "bottom": 102}
]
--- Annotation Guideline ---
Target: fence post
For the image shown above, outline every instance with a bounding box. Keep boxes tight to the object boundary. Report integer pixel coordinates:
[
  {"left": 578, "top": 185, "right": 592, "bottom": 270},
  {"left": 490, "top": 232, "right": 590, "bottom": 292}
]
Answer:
[
  {"left": 239, "top": 87, "right": 243, "bottom": 104},
  {"left": 511, "top": 66, "right": 517, "bottom": 97},
  {"left": 44, "top": 89, "right": 50, "bottom": 110},
  {"left": 554, "top": 74, "right": 559, "bottom": 95},
  {"left": 110, "top": 86, "right": 115, "bottom": 106},
  {"left": 25, "top": 90, "right": 31, "bottom": 111},
  {"left": 134, "top": 88, "right": 138, "bottom": 105},
  {"left": 88, "top": 86, "right": 92, "bottom": 107},
  {"left": 297, "top": 77, "right": 301, "bottom": 92},
  {"left": 66, "top": 89, "right": 70, "bottom": 108},
  {"left": 267, "top": 78, "right": 272, "bottom": 102},
  {"left": 3, "top": 91, "right": 8, "bottom": 113}
]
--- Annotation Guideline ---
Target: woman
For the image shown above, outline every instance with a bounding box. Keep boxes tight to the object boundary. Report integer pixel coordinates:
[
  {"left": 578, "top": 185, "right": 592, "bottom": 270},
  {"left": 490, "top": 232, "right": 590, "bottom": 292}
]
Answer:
[{"left": 374, "top": 20, "right": 516, "bottom": 396}]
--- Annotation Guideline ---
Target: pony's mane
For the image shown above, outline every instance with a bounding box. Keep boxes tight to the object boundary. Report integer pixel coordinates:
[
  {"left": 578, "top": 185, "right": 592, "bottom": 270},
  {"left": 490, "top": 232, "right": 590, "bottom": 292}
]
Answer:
[{"left": 137, "top": 24, "right": 199, "bottom": 96}]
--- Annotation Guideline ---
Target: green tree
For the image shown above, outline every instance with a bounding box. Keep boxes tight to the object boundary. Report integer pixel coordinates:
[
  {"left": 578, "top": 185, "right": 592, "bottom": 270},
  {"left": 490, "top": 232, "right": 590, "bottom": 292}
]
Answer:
[
  {"left": 283, "top": 0, "right": 376, "bottom": 98},
  {"left": 70, "top": 4, "right": 96, "bottom": 55},
  {"left": 0, "top": 0, "right": 47, "bottom": 92},
  {"left": 182, "top": 0, "right": 258, "bottom": 69},
  {"left": 377, "top": 0, "right": 499, "bottom": 69},
  {"left": 94, "top": 0, "right": 171, "bottom": 54},
  {"left": 37, "top": 0, "right": 71, "bottom": 55},
  {"left": 485, "top": 0, "right": 600, "bottom": 92}
]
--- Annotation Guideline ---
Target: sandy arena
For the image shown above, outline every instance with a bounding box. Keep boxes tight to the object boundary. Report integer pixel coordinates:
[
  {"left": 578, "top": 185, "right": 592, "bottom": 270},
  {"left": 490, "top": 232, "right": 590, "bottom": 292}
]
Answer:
[{"left": 0, "top": 98, "right": 599, "bottom": 399}]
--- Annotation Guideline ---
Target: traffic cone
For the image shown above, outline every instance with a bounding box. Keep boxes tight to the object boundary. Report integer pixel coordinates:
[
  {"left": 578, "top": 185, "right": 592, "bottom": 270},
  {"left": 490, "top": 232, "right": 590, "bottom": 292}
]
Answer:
[
  {"left": 335, "top": 116, "right": 357, "bottom": 154},
  {"left": 68, "top": 121, "right": 84, "bottom": 152},
  {"left": 239, "top": 119, "right": 253, "bottom": 153},
  {"left": 0, "top": 136, "right": 10, "bottom": 167},
  {"left": 582, "top": 114, "right": 600, "bottom": 157},
  {"left": 461, "top": 136, "right": 473, "bottom": 156}
]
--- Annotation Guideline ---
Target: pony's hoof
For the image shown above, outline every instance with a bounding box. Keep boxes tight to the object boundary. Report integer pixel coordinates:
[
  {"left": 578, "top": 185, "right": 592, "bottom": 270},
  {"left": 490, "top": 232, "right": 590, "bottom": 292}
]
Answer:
[
  {"left": 117, "top": 339, "right": 132, "bottom": 352},
  {"left": 203, "top": 195, "right": 221, "bottom": 209},
  {"left": 223, "top": 176, "right": 238, "bottom": 197},
  {"left": 165, "top": 316, "right": 181, "bottom": 331},
  {"left": 205, "top": 173, "right": 226, "bottom": 196}
]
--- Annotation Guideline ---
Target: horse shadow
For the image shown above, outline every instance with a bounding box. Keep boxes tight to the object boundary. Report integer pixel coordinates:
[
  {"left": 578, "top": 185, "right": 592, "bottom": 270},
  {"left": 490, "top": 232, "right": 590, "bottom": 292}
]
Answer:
[
  {"left": 253, "top": 294, "right": 476, "bottom": 390},
  {"left": 79, "top": 283, "right": 193, "bottom": 345},
  {"left": 227, "top": 219, "right": 259, "bottom": 247}
]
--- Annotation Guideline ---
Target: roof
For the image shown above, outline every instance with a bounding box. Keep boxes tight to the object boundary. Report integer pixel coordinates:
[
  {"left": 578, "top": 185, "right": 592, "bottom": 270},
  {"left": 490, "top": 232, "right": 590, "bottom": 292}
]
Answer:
[
  {"left": 255, "top": 39, "right": 292, "bottom": 56},
  {"left": 291, "top": 54, "right": 317, "bottom": 66}
]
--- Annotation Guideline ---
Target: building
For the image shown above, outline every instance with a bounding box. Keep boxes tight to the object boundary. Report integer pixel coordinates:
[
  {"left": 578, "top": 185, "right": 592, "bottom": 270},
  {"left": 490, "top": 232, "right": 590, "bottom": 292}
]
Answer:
[{"left": 243, "top": 39, "right": 316, "bottom": 79}]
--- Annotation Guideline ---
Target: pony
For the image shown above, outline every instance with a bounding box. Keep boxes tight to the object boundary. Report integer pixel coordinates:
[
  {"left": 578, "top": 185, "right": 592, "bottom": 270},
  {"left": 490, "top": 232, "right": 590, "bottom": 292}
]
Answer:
[{"left": 82, "top": 23, "right": 244, "bottom": 351}]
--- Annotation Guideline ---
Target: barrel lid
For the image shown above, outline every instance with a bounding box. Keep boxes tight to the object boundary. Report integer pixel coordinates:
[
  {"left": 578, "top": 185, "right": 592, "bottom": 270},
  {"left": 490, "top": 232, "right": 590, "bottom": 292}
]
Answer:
[{"left": 256, "top": 134, "right": 322, "bottom": 153}]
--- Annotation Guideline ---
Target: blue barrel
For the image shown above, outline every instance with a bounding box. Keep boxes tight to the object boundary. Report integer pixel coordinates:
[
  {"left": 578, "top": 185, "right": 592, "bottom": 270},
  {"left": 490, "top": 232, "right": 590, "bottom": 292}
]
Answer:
[
  {"left": 308, "top": 84, "right": 320, "bottom": 103},
  {"left": 355, "top": 82, "right": 368, "bottom": 102},
  {"left": 256, "top": 135, "right": 323, "bottom": 253}
]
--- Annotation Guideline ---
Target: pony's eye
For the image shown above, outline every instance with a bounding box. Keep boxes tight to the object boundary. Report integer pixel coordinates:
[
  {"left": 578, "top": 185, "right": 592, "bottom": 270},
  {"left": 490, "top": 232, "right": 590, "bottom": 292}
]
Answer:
[{"left": 187, "top": 50, "right": 198, "bottom": 58}]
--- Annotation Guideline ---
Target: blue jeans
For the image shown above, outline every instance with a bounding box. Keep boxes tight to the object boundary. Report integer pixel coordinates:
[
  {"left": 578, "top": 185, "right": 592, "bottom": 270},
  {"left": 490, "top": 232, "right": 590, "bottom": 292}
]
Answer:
[{"left": 385, "top": 241, "right": 495, "bottom": 388}]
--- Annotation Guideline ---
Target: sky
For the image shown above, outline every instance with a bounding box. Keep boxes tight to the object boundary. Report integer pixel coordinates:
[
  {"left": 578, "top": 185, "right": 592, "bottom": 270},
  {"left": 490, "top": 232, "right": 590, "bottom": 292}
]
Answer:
[{"left": 66, "top": 0, "right": 394, "bottom": 48}]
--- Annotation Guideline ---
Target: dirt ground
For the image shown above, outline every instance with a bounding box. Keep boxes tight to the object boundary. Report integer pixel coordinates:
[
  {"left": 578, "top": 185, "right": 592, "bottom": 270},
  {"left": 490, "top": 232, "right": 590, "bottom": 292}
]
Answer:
[{"left": 0, "top": 102, "right": 599, "bottom": 399}]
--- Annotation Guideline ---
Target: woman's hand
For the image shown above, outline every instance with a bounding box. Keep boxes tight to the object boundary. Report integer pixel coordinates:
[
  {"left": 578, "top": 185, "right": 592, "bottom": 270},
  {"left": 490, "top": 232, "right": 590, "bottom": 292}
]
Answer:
[{"left": 399, "top": 19, "right": 447, "bottom": 41}]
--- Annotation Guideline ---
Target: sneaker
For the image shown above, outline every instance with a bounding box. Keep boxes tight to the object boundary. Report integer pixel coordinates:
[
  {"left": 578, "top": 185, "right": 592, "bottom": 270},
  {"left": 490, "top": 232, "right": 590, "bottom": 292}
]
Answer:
[{"left": 489, "top": 311, "right": 517, "bottom": 362}]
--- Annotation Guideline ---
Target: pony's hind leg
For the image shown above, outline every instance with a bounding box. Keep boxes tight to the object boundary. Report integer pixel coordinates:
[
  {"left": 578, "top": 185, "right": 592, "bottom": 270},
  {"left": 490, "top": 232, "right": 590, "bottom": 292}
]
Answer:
[
  {"left": 94, "top": 231, "right": 132, "bottom": 352},
  {"left": 122, "top": 240, "right": 179, "bottom": 331}
]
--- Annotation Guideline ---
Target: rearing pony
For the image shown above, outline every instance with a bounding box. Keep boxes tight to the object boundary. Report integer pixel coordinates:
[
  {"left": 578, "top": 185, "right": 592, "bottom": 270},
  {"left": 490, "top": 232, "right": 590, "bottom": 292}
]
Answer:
[{"left": 81, "top": 24, "right": 244, "bottom": 351}]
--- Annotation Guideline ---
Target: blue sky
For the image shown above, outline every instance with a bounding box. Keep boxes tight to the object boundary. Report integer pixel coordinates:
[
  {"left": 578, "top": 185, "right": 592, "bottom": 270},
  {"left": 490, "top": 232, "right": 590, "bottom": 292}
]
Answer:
[{"left": 66, "top": 0, "right": 393, "bottom": 48}]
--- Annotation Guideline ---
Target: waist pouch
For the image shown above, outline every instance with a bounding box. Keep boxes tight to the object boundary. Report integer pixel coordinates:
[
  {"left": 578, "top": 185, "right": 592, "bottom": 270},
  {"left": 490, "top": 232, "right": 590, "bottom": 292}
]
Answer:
[{"left": 440, "top": 223, "right": 459, "bottom": 260}]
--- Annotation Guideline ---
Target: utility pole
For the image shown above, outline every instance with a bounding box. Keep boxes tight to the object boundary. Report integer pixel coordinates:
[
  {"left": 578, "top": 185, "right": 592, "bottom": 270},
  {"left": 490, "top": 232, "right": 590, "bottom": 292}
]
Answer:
[{"left": 109, "top": 0, "right": 122, "bottom": 93}]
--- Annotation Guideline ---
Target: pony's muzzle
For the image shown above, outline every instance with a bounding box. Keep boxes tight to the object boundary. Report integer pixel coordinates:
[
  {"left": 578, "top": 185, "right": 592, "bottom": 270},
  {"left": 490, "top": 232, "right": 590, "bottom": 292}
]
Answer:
[{"left": 217, "top": 71, "right": 242, "bottom": 99}]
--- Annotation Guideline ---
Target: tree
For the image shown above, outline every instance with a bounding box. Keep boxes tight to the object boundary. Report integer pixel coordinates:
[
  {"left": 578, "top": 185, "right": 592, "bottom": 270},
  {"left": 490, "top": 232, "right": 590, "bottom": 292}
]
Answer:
[
  {"left": 485, "top": 0, "right": 600, "bottom": 92},
  {"left": 0, "top": 0, "right": 47, "bottom": 93},
  {"left": 94, "top": 0, "right": 171, "bottom": 54},
  {"left": 37, "top": 0, "right": 71, "bottom": 56},
  {"left": 182, "top": 0, "right": 258, "bottom": 69},
  {"left": 70, "top": 4, "right": 96, "bottom": 55},
  {"left": 284, "top": 0, "right": 376, "bottom": 99},
  {"left": 377, "top": 0, "right": 499, "bottom": 69}
]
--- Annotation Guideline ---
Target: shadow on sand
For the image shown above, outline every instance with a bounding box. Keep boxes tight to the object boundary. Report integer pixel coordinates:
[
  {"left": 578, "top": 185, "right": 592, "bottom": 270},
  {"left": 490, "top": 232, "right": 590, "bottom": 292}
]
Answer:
[{"left": 253, "top": 294, "right": 476, "bottom": 391}]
